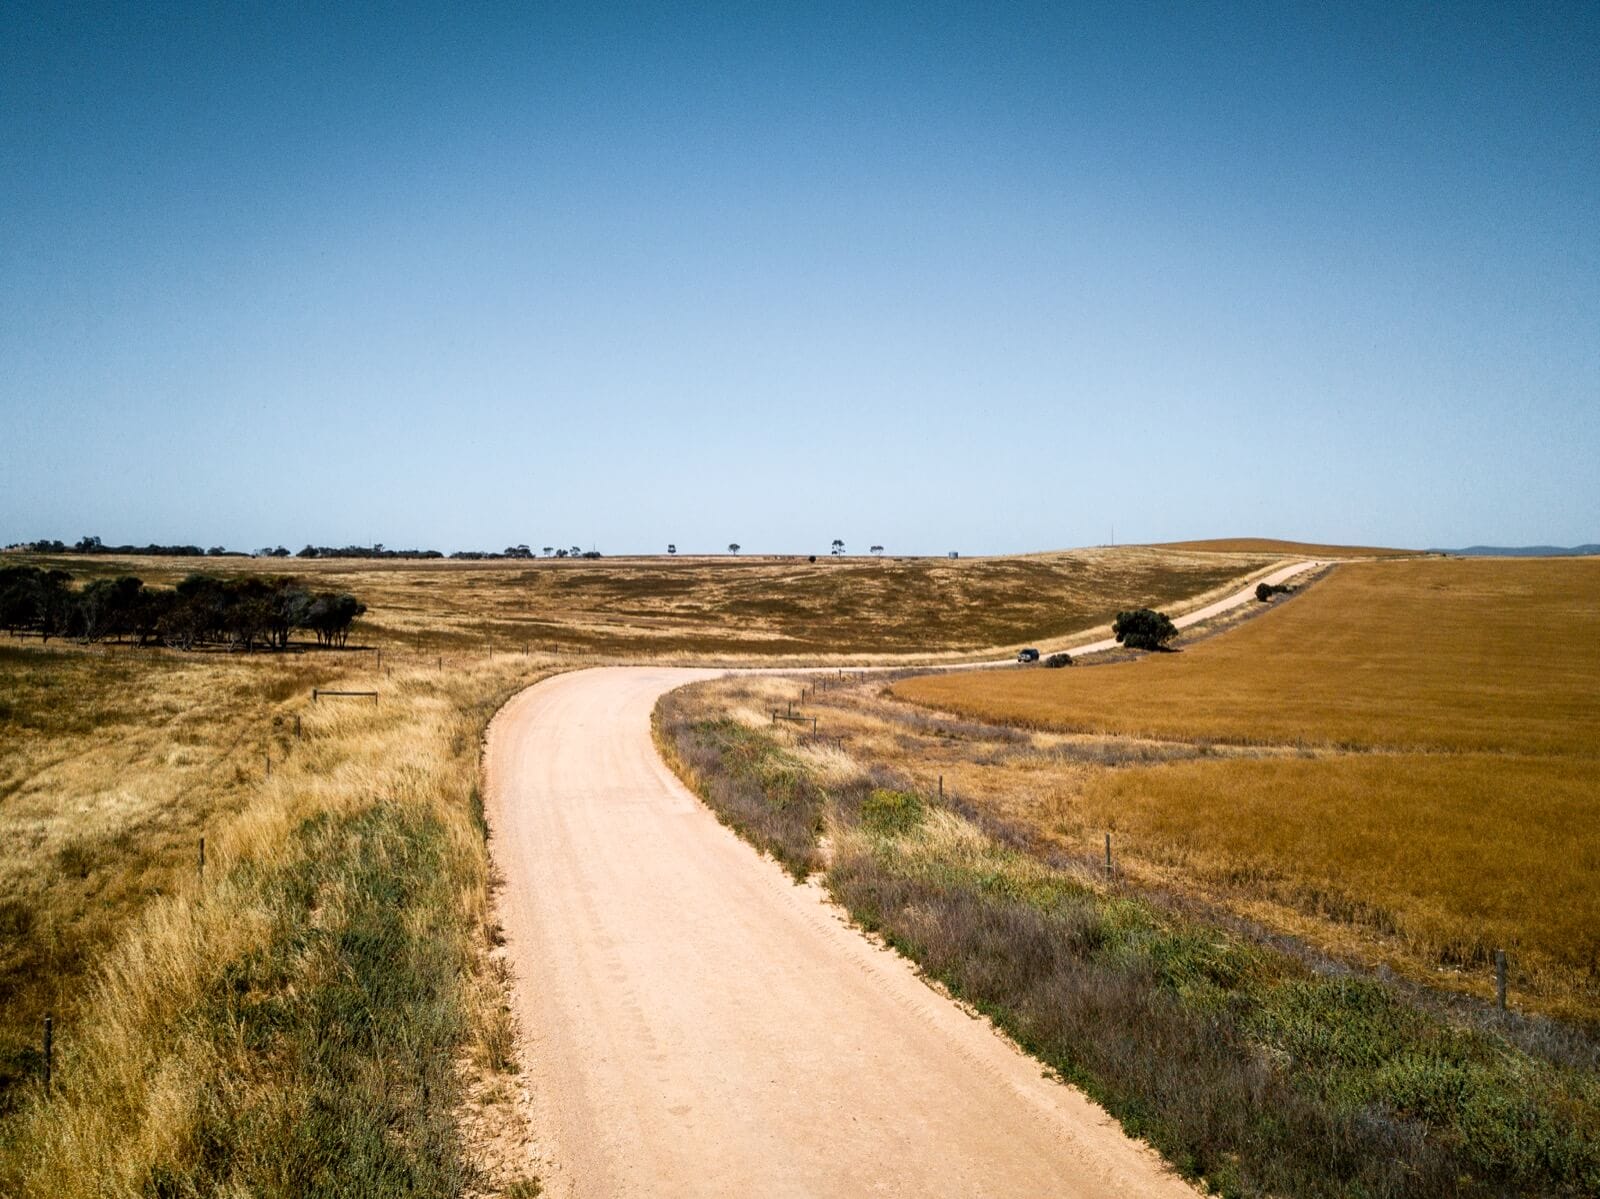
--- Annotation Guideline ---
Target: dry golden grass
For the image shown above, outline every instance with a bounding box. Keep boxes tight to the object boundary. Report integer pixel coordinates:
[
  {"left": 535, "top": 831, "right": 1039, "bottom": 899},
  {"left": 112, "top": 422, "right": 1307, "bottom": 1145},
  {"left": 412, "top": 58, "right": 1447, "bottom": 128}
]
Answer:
[
  {"left": 896, "top": 557, "right": 1600, "bottom": 754},
  {"left": 725, "top": 675, "right": 1600, "bottom": 1019},
  {"left": 0, "top": 643, "right": 340, "bottom": 1103},
  {"left": 1080, "top": 753, "right": 1600, "bottom": 1016},
  {"left": 11, "top": 545, "right": 1282, "bottom": 660},
  {"left": 883, "top": 558, "right": 1600, "bottom": 1018},
  {"left": 0, "top": 640, "right": 552, "bottom": 1195},
  {"left": 0, "top": 541, "right": 1293, "bottom": 1190}
]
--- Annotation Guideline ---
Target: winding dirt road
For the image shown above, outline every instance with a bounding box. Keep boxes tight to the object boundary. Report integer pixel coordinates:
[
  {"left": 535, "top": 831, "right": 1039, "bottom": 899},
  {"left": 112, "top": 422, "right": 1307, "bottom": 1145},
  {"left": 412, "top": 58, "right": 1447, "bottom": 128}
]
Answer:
[{"left": 484, "top": 561, "right": 1320, "bottom": 1197}]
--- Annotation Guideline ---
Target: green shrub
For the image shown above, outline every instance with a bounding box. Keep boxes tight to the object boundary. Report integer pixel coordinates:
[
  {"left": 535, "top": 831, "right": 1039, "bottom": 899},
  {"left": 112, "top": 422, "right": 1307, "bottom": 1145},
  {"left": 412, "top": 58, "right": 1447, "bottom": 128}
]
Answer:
[
  {"left": 861, "top": 789, "right": 925, "bottom": 836},
  {"left": 1113, "top": 608, "right": 1178, "bottom": 651}
]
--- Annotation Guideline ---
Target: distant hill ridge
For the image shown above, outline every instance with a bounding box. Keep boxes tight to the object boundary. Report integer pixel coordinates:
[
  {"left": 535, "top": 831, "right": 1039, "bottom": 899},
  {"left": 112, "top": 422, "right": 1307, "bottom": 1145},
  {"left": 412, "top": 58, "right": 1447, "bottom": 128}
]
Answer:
[
  {"left": 1149, "top": 538, "right": 1421, "bottom": 558},
  {"left": 1434, "top": 544, "right": 1600, "bottom": 557}
]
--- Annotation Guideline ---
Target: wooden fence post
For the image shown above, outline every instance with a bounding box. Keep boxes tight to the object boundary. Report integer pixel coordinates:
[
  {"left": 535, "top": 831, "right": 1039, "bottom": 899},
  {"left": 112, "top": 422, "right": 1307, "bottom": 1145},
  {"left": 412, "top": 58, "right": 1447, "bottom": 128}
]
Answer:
[
  {"left": 1105, "top": 833, "right": 1113, "bottom": 880},
  {"left": 199, "top": 837, "right": 205, "bottom": 881},
  {"left": 938, "top": 774, "right": 944, "bottom": 800}
]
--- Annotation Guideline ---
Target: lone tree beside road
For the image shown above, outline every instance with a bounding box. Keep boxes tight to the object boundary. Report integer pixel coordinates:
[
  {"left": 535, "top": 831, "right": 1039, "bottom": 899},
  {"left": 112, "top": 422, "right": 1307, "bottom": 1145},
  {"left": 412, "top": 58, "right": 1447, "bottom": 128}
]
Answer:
[{"left": 1113, "top": 607, "right": 1179, "bottom": 651}]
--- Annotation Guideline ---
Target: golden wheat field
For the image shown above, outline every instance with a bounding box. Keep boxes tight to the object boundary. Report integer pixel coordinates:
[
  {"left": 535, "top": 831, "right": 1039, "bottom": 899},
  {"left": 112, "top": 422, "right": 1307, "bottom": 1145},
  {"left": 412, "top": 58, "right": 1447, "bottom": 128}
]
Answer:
[
  {"left": 883, "top": 557, "right": 1600, "bottom": 1018},
  {"left": 897, "top": 557, "right": 1600, "bottom": 753},
  {"left": 13, "top": 545, "right": 1282, "bottom": 660}
]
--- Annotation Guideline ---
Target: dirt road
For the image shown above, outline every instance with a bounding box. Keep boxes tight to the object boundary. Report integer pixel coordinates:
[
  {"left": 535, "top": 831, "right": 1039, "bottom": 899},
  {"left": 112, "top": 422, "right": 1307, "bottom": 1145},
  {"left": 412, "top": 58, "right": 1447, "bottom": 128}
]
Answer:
[
  {"left": 483, "top": 562, "right": 1320, "bottom": 1196},
  {"left": 1024, "top": 557, "right": 1325, "bottom": 661}
]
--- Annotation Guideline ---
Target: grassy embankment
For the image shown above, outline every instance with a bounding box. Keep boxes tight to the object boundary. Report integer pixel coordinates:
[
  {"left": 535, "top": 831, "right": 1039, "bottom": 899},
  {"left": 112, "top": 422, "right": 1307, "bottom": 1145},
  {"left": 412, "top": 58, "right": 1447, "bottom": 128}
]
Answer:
[
  {"left": 894, "top": 557, "right": 1600, "bottom": 1020},
  {"left": 12, "top": 545, "right": 1282, "bottom": 659},
  {"left": 656, "top": 674, "right": 1600, "bottom": 1198},
  {"left": 0, "top": 639, "right": 551, "bottom": 1197}
]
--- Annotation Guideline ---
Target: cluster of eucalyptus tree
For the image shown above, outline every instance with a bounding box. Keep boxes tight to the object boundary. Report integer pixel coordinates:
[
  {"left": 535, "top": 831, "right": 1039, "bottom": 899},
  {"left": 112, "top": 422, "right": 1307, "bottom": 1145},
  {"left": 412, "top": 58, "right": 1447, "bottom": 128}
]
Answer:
[{"left": 0, "top": 567, "right": 366, "bottom": 652}]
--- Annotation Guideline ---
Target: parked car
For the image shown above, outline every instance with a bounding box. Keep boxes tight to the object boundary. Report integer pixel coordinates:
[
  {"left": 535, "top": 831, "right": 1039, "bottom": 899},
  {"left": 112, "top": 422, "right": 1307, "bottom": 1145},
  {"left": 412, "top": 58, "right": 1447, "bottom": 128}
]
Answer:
[{"left": 1017, "top": 647, "right": 1040, "bottom": 663}]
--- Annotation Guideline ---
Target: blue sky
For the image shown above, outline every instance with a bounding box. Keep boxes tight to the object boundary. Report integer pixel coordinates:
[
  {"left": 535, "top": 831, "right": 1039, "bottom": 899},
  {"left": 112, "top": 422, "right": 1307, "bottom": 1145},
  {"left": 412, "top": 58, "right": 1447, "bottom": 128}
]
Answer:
[{"left": 3, "top": 2, "right": 1596, "bottom": 554}]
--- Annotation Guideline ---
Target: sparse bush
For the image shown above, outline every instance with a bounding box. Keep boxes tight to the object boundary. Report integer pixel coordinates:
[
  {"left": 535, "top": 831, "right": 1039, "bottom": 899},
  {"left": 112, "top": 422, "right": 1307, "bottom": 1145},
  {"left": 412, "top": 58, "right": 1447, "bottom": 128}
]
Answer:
[
  {"left": 1256, "top": 582, "right": 1292, "bottom": 602},
  {"left": 0, "top": 900, "right": 33, "bottom": 940},
  {"left": 55, "top": 839, "right": 96, "bottom": 879},
  {"left": 1112, "top": 607, "right": 1178, "bottom": 651},
  {"left": 861, "top": 788, "right": 925, "bottom": 836},
  {"left": 1044, "top": 652, "right": 1073, "bottom": 668}
]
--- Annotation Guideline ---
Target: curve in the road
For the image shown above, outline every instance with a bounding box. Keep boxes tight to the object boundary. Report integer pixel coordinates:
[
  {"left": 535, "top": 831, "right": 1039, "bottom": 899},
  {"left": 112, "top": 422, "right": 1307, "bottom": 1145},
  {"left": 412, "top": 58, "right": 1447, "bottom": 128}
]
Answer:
[{"left": 484, "top": 561, "right": 1322, "bottom": 1197}]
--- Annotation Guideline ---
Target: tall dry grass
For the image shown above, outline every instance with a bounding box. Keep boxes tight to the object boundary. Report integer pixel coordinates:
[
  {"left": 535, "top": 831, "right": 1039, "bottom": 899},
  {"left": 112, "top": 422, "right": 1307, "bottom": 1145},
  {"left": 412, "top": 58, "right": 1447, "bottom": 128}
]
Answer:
[
  {"left": 0, "top": 640, "right": 551, "bottom": 1196},
  {"left": 0, "top": 643, "right": 343, "bottom": 1106},
  {"left": 1078, "top": 752, "right": 1600, "bottom": 1018}
]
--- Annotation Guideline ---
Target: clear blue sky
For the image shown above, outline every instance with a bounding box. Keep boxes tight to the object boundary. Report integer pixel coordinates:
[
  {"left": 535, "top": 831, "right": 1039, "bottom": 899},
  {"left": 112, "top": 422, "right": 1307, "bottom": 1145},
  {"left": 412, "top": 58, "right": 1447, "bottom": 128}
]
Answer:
[{"left": 3, "top": 2, "right": 1596, "bottom": 555}]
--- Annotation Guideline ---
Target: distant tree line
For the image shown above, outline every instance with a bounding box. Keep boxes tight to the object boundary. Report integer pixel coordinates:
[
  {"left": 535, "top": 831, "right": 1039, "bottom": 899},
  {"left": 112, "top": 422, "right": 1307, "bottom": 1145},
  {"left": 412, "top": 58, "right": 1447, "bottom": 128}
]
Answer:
[
  {"left": 294, "top": 543, "right": 444, "bottom": 559},
  {"left": 7, "top": 537, "right": 602, "bottom": 562},
  {"left": 0, "top": 567, "right": 366, "bottom": 651},
  {"left": 290, "top": 543, "right": 603, "bottom": 560},
  {"left": 453, "top": 545, "right": 602, "bottom": 560},
  {"left": 11, "top": 535, "right": 214, "bottom": 557}
]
